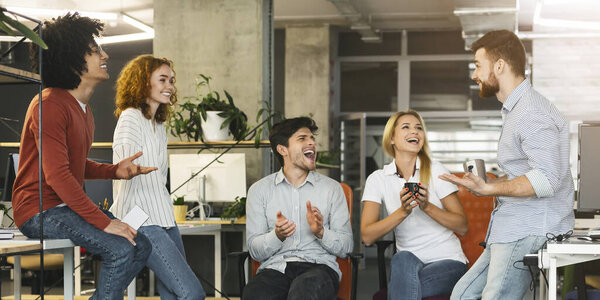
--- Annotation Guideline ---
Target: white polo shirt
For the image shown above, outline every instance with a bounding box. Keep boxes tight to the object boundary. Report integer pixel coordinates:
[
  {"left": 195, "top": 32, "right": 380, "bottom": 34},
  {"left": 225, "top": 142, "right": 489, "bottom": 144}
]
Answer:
[{"left": 362, "top": 158, "right": 467, "bottom": 264}]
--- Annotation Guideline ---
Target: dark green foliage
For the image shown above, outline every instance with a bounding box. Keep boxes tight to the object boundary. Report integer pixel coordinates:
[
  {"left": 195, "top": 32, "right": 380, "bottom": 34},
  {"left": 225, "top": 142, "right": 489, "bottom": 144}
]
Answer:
[{"left": 221, "top": 196, "right": 246, "bottom": 219}]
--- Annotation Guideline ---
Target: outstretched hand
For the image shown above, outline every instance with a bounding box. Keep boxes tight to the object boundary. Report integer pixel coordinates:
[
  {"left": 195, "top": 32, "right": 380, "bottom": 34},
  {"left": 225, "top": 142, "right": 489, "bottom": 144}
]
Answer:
[
  {"left": 438, "top": 172, "right": 491, "bottom": 196},
  {"left": 306, "top": 201, "right": 324, "bottom": 239},
  {"left": 115, "top": 151, "right": 158, "bottom": 179}
]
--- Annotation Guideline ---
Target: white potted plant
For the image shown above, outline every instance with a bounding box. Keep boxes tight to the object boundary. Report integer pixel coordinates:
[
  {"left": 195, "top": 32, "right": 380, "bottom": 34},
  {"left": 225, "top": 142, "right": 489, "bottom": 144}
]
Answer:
[{"left": 169, "top": 74, "right": 249, "bottom": 142}]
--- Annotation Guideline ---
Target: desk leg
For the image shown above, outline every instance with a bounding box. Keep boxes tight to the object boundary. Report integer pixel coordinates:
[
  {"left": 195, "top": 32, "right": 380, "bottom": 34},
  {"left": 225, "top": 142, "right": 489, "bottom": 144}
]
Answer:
[
  {"left": 64, "top": 247, "right": 74, "bottom": 300},
  {"left": 74, "top": 246, "right": 81, "bottom": 296},
  {"left": 14, "top": 255, "right": 21, "bottom": 300},
  {"left": 549, "top": 257, "right": 557, "bottom": 300},
  {"left": 215, "top": 231, "right": 222, "bottom": 297},
  {"left": 128, "top": 278, "right": 136, "bottom": 300},
  {"left": 539, "top": 271, "right": 547, "bottom": 300},
  {"left": 242, "top": 229, "right": 248, "bottom": 283}
]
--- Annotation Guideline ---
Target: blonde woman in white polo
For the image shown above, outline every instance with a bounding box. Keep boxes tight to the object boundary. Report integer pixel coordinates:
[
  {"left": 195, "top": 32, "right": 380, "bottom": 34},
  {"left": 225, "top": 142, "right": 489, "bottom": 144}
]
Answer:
[{"left": 361, "top": 110, "right": 468, "bottom": 300}]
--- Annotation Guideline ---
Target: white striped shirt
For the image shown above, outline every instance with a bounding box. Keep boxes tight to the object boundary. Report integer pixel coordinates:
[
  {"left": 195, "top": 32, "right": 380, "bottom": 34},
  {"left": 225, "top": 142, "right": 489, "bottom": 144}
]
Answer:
[
  {"left": 110, "top": 108, "right": 175, "bottom": 227},
  {"left": 487, "top": 79, "right": 574, "bottom": 243}
]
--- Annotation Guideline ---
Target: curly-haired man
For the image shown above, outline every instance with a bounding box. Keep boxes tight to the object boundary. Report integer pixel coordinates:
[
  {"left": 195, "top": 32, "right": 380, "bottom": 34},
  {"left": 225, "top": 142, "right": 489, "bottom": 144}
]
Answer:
[{"left": 13, "top": 13, "right": 155, "bottom": 299}]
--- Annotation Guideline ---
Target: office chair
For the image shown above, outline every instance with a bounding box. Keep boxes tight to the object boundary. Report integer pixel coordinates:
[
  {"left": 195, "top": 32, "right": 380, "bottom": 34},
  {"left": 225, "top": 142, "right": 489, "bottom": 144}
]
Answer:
[
  {"left": 372, "top": 172, "right": 497, "bottom": 300},
  {"left": 229, "top": 182, "right": 363, "bottom": 300}
]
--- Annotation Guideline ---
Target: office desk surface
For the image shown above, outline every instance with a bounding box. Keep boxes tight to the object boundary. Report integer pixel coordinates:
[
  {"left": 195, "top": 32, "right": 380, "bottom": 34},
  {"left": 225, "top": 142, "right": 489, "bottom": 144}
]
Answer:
[
  {"left": 539, "top": 237, "right": 600, "bottom": 300},
  {"left": 0, "top": 237, "right": 76, "bottom": 300},
  {"left": 0, "top": 243, "right": 42, "bottom": 255}
]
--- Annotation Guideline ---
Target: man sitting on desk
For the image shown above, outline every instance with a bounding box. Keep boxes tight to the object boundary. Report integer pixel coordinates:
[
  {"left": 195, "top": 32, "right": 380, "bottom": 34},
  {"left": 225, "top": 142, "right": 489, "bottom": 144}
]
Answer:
[
  {"left": 12, "top": 13, "right": 153, "bottom": 300},
  {"left": 244, "top": 117, "right": 353, "bottom": 300}
]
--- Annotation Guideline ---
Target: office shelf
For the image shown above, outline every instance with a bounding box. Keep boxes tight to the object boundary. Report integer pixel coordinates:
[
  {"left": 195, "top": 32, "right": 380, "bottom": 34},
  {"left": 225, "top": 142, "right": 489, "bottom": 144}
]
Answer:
[{"left": 0, "top": 64, "right": 41, "bottom": 84}]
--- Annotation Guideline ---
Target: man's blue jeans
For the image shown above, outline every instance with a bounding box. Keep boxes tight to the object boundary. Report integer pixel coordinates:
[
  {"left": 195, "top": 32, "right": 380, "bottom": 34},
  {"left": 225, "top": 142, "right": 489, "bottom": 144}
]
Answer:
[
  {"left": 138, "top": 225, "right": 205, "bottom": 300},
  {"left": 450, "top": 235, "right": 546, "bottom": 300},
  {"left": 19, "top": 206, "right": 152, "bottom": 300},
  {"left": 388, "top": 251, "right": 467, "bottom": 300}
]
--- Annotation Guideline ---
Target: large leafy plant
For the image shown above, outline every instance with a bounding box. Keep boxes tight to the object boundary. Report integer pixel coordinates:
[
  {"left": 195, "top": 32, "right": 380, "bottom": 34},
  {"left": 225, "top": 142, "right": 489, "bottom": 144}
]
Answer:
[
  {"left": 170, "top": 74, "right": 249, "bottom": 142},
  {"left": 0, "top": 8, "right": 48, "bottom": 50}
]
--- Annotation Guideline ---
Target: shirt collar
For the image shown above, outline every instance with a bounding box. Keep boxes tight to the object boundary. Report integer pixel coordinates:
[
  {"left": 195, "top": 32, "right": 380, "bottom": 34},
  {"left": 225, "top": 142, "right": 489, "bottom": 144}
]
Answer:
[
  {"left": 502, "top": 78, "right": 531, "bottom": 113},
  {"left": 274, "top": 168, "right": 316, "bottom": 187},
  {"left": 382, "top": 157, "right": 421, "bottom": 176}
]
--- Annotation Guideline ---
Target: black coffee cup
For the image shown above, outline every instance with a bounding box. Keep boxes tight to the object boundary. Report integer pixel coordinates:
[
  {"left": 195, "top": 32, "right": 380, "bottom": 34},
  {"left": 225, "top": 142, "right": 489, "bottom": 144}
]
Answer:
[{"left": 404, "top": 182, "right": 420, "bottom": 196}]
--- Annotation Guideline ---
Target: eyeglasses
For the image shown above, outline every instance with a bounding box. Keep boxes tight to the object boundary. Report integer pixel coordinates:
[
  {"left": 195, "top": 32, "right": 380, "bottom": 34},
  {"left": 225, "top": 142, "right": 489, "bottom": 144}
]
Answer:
[{"left": 91, "top": 44, "right": 104, "bottom": 55}]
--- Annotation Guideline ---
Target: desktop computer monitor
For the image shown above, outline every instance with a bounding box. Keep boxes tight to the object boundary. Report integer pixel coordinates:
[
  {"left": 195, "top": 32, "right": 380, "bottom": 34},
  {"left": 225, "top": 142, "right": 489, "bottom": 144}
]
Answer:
[
  {"left": 169, "top": 153, "right": 246, "bottom": 203},
  {"left": 577, "top": 122, "right": 600, "bottom": 214},
  {"left": 1, "top": 153, "right": 19, "bottom": 203}
]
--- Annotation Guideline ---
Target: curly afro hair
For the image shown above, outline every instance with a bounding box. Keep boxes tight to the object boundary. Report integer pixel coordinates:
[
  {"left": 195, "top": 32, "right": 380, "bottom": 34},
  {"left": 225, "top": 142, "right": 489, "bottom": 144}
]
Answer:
[
  {"left": 115, "top": 54, "right": 177, "bottom": 123},
  {"left": 31, "top": 12, "right": 104, "bottom": 89}
]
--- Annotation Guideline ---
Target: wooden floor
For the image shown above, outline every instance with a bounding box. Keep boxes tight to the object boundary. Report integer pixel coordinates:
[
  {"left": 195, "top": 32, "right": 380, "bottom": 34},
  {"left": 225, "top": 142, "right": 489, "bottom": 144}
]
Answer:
[{"left": 1, "top": 296, "right": 238, "bottom": 300}]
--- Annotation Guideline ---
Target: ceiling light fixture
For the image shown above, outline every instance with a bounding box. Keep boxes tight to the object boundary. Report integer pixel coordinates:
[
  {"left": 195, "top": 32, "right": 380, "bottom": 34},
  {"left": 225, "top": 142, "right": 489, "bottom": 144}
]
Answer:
[{"left": 0, "top": 8, "right": 153, "bottom": 45}]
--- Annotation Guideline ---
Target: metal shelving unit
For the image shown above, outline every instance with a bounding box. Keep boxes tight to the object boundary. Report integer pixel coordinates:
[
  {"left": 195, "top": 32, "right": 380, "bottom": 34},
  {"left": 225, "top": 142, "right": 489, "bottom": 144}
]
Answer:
[{"left": 0, "top": 8, "right": 46, "bottom": 299}]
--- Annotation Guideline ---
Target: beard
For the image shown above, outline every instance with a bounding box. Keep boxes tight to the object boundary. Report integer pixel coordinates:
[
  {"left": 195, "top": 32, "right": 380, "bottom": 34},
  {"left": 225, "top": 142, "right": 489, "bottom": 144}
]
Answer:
[{"left": 479, "top": 72, "right": 500, "bottom": 98}]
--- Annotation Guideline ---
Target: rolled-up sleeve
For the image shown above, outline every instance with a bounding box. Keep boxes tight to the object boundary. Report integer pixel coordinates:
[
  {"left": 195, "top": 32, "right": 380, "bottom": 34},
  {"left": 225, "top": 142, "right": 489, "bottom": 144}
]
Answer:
[
  {"left": 519, "top": 112, "right": 562, "bottom": 198},
  {"left": 246, "top": 183, "right": 283, "bottom": 262},
  {"left": 319, "top": 184, "right": 353, "bottom": 257}
]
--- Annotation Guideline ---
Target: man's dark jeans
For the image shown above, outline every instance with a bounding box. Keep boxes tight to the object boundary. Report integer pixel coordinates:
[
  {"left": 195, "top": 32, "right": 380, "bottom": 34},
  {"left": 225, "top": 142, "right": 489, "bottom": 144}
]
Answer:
[
  {"left": 243, "top": 262, "right": 340, "bottom": 300},
  {"left": 19, "top": 206, "right": 151, "bottom": 300}
]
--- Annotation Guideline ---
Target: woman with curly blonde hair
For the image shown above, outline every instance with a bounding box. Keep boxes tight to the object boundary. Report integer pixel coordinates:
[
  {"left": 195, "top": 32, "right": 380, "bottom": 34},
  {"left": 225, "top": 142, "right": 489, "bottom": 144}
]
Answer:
[
  {"left": 360, "top": 110, "right": 468, "bottom": 300},
  {"left": 110, "top": 54, "right": 205, "bottom": 299}
]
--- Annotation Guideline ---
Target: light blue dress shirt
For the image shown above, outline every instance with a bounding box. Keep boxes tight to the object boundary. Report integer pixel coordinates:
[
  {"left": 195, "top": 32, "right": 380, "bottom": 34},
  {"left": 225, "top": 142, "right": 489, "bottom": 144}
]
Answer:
[
  {"left": 245, "top": 169, "right": 353, "bottom": 280},
  {"left": 487, "top": 79, "right": 574, "bottom": 243}
]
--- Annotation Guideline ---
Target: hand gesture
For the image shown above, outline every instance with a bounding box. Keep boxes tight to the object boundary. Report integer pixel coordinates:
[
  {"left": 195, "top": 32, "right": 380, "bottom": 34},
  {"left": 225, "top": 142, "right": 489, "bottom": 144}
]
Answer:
[
  {"left": 275, "top": 211, "right": 296, "bottom": 241},
  {"left": 115, "top": 151, "right": 158, "bottom": 179},
  {"left": 438, "top": 172, "right": 491, "bottom": 196},
  {"left": 306, "top": 201, "right": 324, "bottom": 239},
  {"left": 396, "top": 187, "right": 419, "bottom": 217},
  {"left": 103, "top": 219, "right": 138, "bottom": 246}
]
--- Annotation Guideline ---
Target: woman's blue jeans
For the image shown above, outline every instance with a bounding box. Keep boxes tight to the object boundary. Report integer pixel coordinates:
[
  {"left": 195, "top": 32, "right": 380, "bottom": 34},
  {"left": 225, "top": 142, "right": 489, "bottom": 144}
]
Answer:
[
  {"left": 388, "top": 251, "right": 467, "bottom": 300},
  {"left": 138, "top": 225, "right": 205, "bottom": 300},
  {"left": 19, "top": 206, "right": 152, "bottom": 300}
]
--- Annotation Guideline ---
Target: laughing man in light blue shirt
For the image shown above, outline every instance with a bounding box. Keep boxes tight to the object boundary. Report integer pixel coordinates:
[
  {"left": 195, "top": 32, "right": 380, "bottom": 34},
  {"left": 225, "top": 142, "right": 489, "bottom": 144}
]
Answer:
[
  {"left": 439, "top": 30, "right": 574, "bottom": 300},
  {"left": 243, "top": 117, "right": 353, "bottom": 300}
]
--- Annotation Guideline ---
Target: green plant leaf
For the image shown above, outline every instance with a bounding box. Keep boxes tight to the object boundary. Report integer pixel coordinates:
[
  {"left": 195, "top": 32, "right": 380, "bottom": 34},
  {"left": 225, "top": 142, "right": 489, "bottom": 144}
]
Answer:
[
  {"left": 0, "top": 14, "right": 17, "bottom": 36},
  {"left": 225, "top": 90, "right": 234, "bottom": 106},
  {"left": 0, "top": 12, "right": 48, "bottom": 49}
]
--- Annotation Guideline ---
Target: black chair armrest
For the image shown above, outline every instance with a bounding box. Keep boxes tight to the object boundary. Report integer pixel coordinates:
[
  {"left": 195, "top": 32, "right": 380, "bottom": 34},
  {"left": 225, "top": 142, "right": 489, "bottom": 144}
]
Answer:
[
  {"left": 374, "top": 240, "right": 395, "bottom": 290},
  {"left": 228, "top": 251, "right": 250, "bottom": 296},
  {"left": 346, "top": 252, "right": 364, "bottom": 300}
]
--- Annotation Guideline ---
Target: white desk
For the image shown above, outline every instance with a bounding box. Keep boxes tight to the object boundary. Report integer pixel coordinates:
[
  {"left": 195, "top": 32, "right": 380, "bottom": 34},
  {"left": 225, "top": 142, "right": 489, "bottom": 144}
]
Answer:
[
  {"left": 127, "top": 222, "right": 246, "bottom": 299},
  {"left": 0, "top": 237, "right": 75, "bottom": 300},
  {"left": 537, "top": 238, "right": 600, "bottom": 300}
]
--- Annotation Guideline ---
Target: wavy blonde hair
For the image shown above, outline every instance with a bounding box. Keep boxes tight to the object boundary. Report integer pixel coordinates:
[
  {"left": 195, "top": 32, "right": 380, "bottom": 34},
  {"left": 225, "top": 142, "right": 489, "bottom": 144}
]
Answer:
[
  {"left": 114, "top": 54, "right": 177, "bottom": 123},
  {"left": 382, "top": 110, "right": 432, "bottom": 185}
]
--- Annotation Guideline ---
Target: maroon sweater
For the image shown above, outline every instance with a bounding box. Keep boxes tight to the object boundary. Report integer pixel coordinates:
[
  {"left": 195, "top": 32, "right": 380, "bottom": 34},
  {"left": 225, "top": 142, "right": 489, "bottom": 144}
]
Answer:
[{"left": 12, "top": 88, "right": 118, "bottom": 230}]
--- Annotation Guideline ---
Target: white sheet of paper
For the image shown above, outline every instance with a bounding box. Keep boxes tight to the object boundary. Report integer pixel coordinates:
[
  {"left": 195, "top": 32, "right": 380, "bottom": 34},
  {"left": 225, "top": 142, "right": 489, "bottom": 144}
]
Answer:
[{"left": 121, "top": 205, "right": 149, "bottom": 230}]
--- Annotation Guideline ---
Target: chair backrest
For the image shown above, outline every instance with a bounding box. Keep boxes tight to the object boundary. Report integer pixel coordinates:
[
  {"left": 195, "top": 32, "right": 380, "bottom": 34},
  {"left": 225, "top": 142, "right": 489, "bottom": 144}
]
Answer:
[
  {"left": 250, "top": 182, "right": 355, "bottom": 300},
  {"left": 454, "top": 172, "right": 496, "bottom": 268},
  {"left": 336, "top": 182, "right": 353, "bottom": 300},
  {"left": 84, "top": 158, "right": 113, "bottom": 209}
]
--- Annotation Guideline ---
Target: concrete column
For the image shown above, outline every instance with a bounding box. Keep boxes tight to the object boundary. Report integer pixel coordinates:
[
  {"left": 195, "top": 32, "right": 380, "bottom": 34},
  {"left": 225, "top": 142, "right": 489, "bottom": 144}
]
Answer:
[
  {"left": 154, "top": 0, "right": 265, "bottom": 183},
  {"left": 285, "top": 25, "right": 331, "bottom": 152}
]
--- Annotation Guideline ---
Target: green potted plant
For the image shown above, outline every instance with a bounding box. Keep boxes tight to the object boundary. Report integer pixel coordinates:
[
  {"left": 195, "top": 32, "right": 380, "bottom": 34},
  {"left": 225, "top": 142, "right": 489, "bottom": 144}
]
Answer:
[
  {"left": 169, "top": 74, "right": 248, "bottom": 142},
  {"left": 221, "top": 196, "right": 246, "bottom": 222},
  {"left": 172, "top": 196, "right": 187, "bottom": 223}
]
